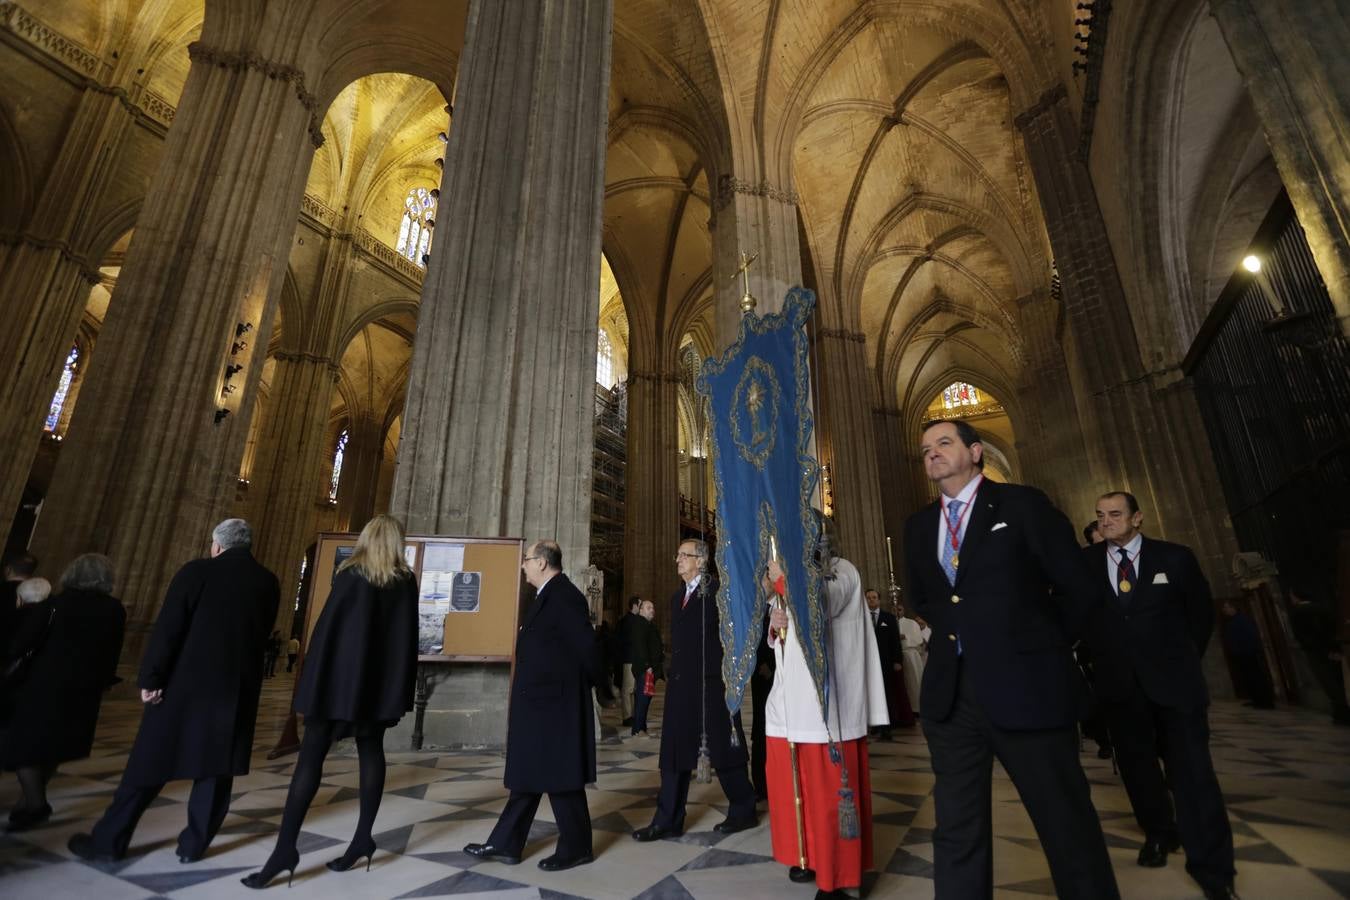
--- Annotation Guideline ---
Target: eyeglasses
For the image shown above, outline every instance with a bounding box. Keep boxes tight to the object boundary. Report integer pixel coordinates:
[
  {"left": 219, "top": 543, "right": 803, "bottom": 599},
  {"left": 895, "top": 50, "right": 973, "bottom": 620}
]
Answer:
[
  {"left": 674, "top": 552, "right": 700, "bottom": 561},
  {"left": 522, "top": 556, "right": 542, "bottom": 563}
]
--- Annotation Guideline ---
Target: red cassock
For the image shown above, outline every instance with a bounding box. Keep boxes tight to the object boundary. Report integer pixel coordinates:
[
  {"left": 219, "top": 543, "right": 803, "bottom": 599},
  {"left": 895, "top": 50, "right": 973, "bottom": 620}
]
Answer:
[{"left": 765, "top": 737, "right": 874, "bottom": 892}]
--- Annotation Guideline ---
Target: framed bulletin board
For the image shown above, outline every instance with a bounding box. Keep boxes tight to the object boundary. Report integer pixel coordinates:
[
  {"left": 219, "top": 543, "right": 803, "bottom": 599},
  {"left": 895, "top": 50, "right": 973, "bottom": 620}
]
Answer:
[{"left": 307, "top": 532, "right": 525, "bottom": 661}]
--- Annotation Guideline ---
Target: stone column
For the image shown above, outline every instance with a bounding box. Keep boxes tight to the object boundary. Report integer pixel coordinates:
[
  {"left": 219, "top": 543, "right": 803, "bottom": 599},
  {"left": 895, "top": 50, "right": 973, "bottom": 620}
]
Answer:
[
  {"left": 29, "top": 32, "right": 324, "bottom": 655},
  {"left": 814, "top": 328, "right": 890, "bottom": 593},
  {"left": 709, "top": 180, "right": 803, "bottom": 347},
  {"left": 334, "top": 413, "right": 383, "bottom": 533},
  {"left": 385, "top": 0, "right": 611, "bottom": 752},
  {"left": 1014, "top": 290, "right": 1094, "bottom": 516},
  {"left": 246, "top": 352, "right": 339, "bottom": 637},
  {"left": 0, "top": 87, "right": 136, "bottom": 548},
  {"left": 1210, "top": 0, "right": 1350, "bottom": 335},
  {"left": 391, "top": 0, "right": 612, "bottom": 575},
  {"left": 622, "top": 369, "right": 682, "bottom": 629},
  {"left": 871, "top": 406, "right": 924, "bottom": 583},
  {"left": 1016, "top": 85, "right": 1241, "bottom": 593}
]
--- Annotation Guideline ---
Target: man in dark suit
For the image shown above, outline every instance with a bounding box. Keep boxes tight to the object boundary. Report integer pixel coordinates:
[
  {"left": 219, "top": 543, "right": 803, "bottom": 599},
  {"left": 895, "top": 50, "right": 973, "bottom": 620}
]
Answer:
[
  {"left": 632, "top": 538, "right": 757, "bottom": 841},
  {"left": 1090, "top": 491, "right": 1236, "bottom": 899},
  {"left": 69, "top": 519, "right": 279, "bottom": 862},
  {"left": 867, "top": 587, "right": 913, "bottom": 738},
  {"left": 903, "top": 420, "right": 1120, "bottom": 899},
  {"left": 465, "top": 539, "right": 599, "bottom": 871},
  {"left": 617, "top": 596, "right": 642, "bottom": 726}
]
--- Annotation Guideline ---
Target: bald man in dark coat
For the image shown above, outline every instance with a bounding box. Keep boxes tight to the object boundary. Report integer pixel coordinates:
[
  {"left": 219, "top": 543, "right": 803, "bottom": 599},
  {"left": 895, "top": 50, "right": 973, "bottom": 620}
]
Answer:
[
  {"left": 465, "top": 540, "right": 601, "bottom": 871},
  {"left": 69, "top": 519, "right": 279, "bottom": 863}
]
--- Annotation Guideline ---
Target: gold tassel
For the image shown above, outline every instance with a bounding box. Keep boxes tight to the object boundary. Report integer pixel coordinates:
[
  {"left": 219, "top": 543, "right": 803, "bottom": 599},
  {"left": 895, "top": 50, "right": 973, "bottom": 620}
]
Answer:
[{"left": 696, "top": 739, "right": 713, "bottom": 784}]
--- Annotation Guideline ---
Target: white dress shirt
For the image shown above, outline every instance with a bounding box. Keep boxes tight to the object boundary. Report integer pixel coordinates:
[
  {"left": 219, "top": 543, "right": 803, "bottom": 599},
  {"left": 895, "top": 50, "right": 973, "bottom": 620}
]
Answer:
[
  {"left": 935, "top": 474, "right": 985, "bottom": 563},
  {"left": 1106, "top": 533, "right": 1143, "bottom": 594}
]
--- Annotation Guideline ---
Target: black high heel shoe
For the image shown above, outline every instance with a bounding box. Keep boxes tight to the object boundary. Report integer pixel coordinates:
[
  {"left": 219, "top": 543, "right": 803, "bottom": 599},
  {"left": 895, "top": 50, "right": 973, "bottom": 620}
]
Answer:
[
  {"left": 241, "top": 847, "right": 299, "bottom": 889},
  {"left": 326, "top": 836, "right": 376, "bottom": 872}
]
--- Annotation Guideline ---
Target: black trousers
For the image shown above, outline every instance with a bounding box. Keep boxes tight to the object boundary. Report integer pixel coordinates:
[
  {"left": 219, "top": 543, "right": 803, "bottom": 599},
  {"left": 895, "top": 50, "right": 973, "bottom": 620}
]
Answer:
[
  {"left": 488, "top": 789, "right": 592, "bottom": 859},
  {"left": 651, "top": 763, "right": 756, "bottom": 832},
  {"left": 1104, "top": 683, "right": 1234, "bottom": 891},
  {"left": 750, "top": 670, "right": 771, "bottom": 797},
  {"left": 924, "top": 666, "right": 1119, "bottom": 899},
  {"left": 1231, "top": 652, "right": 1274, "bottom": 707},
  {"left": 89, "top": 774, "right": 233, "bottom": 858}
]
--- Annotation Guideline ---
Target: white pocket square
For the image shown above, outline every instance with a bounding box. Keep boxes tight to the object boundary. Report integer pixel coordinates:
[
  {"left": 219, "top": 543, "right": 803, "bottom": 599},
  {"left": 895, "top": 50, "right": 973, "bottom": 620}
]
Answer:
[
  {"left": 991, "top": 522, "right": 1008, "bottom": 531},
  {"left": 1152, "top": 573, "right": 1169, "bottom": 584}
]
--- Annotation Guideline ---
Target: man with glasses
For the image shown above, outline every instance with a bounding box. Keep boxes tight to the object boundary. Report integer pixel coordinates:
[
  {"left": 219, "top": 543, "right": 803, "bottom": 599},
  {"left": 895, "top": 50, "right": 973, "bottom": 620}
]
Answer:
[
  {"left": 464, "top": 540, "right": 600, "bottom": 871},
  {"left": 632, "top": 540, "right": 757, "bottom": 841}
]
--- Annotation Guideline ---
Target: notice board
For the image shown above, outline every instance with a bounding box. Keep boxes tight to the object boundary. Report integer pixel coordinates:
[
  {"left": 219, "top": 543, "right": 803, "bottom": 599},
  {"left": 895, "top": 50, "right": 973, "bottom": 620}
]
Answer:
[{"left": 308, "top": 533, "right": 525, "bottom": 661}]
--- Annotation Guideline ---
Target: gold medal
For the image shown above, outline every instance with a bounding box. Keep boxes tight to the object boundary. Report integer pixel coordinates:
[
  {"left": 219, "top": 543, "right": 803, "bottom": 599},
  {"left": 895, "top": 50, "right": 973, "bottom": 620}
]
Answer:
[
  {"left": 951, "top": 553, "right": 959, "bottom": 568},
  {"left": 1119, "top": 580, "right": 1132, "bottom": 593}
]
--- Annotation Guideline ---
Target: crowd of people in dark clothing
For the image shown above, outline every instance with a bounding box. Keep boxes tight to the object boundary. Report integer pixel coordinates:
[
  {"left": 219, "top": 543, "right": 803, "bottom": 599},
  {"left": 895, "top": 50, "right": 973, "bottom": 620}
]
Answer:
[
  {"left": 0, "top": 491, "right": 1345, "bottom": 897},
  {"left": 0, "top": 515, "right": 420, "bottom": 891}
]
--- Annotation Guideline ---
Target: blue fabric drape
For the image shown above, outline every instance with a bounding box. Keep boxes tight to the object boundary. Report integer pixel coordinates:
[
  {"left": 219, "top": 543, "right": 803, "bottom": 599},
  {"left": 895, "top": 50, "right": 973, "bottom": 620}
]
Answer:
[{"left": 697, "top": 288, "right": 828, "bottom": 722}]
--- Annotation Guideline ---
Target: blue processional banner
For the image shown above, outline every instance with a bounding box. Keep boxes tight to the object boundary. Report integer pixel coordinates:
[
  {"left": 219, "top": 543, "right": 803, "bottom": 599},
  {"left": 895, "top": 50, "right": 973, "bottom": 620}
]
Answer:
[{"left": 696, "top": 287, "right": 828, "bottom": 722}]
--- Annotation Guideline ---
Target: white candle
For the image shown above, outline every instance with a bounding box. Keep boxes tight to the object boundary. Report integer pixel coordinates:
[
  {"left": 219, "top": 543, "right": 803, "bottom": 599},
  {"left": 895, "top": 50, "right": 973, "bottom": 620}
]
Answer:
[
  {"left": 769, "top": 535, "right": 778, "bottom": 561},
  {"left": 886, "top": 535, "right": 894, "bottom": 573}
]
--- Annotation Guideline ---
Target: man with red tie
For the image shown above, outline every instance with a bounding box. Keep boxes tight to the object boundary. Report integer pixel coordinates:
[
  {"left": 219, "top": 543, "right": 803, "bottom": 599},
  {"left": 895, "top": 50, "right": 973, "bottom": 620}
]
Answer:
[
  {"left": 1089, "top": 492, "right": 1236, "bottom": 899},
  {"left": 631, "top": 539, "right": 757, "bottom": 842}
]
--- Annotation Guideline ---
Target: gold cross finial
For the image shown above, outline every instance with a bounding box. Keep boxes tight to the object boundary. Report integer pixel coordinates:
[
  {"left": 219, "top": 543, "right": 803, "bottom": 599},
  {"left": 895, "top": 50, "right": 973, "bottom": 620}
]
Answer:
[{"left": 731, "top": 250, "right": 759, "bottom": 314}]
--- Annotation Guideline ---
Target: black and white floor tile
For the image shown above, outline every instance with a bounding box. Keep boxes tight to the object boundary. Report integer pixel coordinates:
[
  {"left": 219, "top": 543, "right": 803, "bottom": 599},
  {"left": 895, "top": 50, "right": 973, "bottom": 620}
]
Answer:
[{"left": 2, "top": 672, "right": 1348, "bottom": 898}]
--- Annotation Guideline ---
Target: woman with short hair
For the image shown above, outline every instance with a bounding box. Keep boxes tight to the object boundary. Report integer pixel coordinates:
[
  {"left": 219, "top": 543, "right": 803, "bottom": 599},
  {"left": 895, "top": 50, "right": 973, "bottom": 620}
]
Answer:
[
  {"left": 1, "top": 553, "right": 126, "bottom": 831},
  {"left": 243, "top": 515, "right": 418, "bottom": 888}
]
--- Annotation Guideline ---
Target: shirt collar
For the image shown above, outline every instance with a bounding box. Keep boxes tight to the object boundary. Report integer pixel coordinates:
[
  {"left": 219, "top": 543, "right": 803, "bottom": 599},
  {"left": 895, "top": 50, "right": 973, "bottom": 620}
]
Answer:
[
  {"left": 941, "top": 473, "right": 983, "bottom": 511},
  {"left": 685, "top": 575, "right": 701, "bottom": 594},
  {"left": 1111, "top": 533, "right": 1144, "bottom": 557}
]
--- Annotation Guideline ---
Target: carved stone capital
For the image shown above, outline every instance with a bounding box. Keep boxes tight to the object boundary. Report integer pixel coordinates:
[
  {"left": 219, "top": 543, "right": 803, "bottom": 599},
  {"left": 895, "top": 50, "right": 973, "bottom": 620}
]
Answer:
[
  {"left": 715, "top": 174, "right": 800, "bottom": 211},
  {"left": 187, "top": 41, "right": 325, "bottom": 148},
  {"left": 817, "top": 328, "right": 866, "bottom": 344},
  {"left": 1013, "top": 82, "right": 1069, "bottom": 132}
]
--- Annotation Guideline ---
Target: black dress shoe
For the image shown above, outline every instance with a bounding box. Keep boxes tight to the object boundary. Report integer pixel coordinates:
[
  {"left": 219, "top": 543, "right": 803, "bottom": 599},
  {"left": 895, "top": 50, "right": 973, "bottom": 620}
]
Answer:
[
  {"left": 815, "top": 891, "right": 850, "bottom": 900},
  {"left": 1136, "top": 832, "right": 1181, "bottom": 867},
  {"left": 8, "top": 803, "right": 53, "bottom": 833},
  {"left": 538, "top": 852, "right": 594, "bottom": 871},
  {"left": 178, "top": 852, "right": 203, "bottom": 864},
  {"left": 1096, "top": 746, "right": 1114, "bottom": 759},
  {"left": 68, "top": 833, "right": 122, "bottom": 863},
  {"left": 632, "top": 824, "right": 681, "bottom": 842},
  {"left": 463, "top": 842, "right": 521, "bottom": 865},
  {"left": 789, "top": 865, "right": 816, "bottom": 883},
  {"left": 713, "top": 816, "right": 757, "bottom": 834},
  {"left": 1202, "top": 884, "right": 1240, "bottom": 900}
]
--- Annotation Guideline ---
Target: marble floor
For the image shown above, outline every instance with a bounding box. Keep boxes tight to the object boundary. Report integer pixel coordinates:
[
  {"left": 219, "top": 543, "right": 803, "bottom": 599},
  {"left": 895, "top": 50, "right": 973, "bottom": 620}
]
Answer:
[{"left": 1, "top": 672, "right": 1348, "bottom": 899}]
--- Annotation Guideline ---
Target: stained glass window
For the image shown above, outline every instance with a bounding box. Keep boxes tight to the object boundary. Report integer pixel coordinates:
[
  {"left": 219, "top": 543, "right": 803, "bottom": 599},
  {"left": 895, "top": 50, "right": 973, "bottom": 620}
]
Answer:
[
  {"left": 941, "top": 381, "right": 981, "bottom": 410},
  {"left": 596, "top": 330, "right": 615, "bottom": 388},
  {"left": 395, "top": 187, "right": 436, "bottom": 267},
  {"left": 45, "top": 345, "right": 79, "bottom": 431},
  {"left": 329, "top": 428, "right": 349, "bottom": 502}
]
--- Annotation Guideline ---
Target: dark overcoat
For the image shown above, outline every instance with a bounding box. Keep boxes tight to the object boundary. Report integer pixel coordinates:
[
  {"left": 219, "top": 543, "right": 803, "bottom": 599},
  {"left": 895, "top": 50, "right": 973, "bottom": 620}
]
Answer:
[
  {"left": 1, "top": 589, "right": 125, "bottom": 768},
  {"left": 503, "top": 572, "right": 599, "bottom": 793},
  {"left": 659, "top": 576, "right": 748, "bottom": 772},
  {"left": 1084, "top": 537, "right": 1213, "bottom": 710},
  {"left": 123, "top": 548, "right": 280, "bottom": 785},
  {"left": 903, "top": 480, "right": 1125, "bottom": 730},
  {"left": 294, "top": 568, "right": 418, "bottom": 726}
]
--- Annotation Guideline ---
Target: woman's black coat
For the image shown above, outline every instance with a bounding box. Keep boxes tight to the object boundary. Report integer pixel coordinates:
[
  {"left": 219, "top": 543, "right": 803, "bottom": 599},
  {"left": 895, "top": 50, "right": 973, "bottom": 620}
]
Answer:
[
  {"left": 1, "top": 589, "right": 125, "bottom": 768},
  {"left": 123, "top": 548, "right": 280, "bottom": 785},
  {"left": 503, "top": 573, "right": 600, "bottom": 794},
  {"left": 659, "top": 576, "right": 748, "bottom": 772},
  {"left": 294, "top": 568, "right": 418, "bottom": 726}
]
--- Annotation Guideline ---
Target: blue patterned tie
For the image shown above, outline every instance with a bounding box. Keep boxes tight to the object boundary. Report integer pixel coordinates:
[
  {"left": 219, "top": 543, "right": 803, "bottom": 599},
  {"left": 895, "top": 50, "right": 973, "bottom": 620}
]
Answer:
[{"left": 941, "top": 499, "right": 963, "bottom": 584}]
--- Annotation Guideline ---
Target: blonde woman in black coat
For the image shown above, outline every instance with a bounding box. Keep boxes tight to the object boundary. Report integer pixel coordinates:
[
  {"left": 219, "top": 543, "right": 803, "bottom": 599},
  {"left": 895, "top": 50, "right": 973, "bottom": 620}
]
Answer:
[
  {"left": 2, "top": 553, "right": 125, "bottom": 831},
  {"left": 243, "top": 515, "right": 418, "bottom": 889}
]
